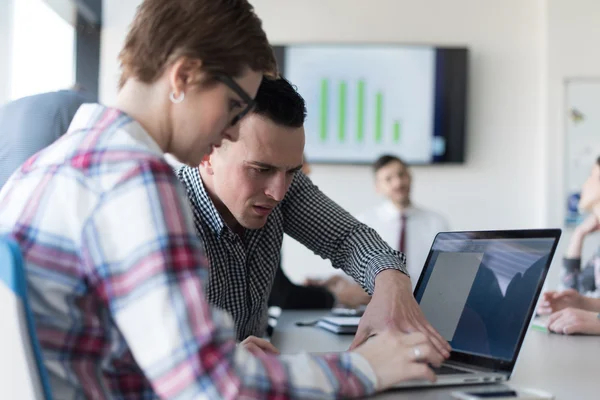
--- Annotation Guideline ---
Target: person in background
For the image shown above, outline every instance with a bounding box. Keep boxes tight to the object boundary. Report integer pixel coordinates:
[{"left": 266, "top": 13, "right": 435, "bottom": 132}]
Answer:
[
  {"left": 539, "top": 156, "right": 600, "bottom": 335},
  {"left": 308, "top": 154, "right": 449, "bottom": 305},
  {"left": 267, "top": 155, "right": 337, "bottom": 310},
  {"left": 0, "top": 0, "right": 442, "bottom": 398},
  {"left": 0, "top": 87, "right": 89, "bottom": 189},
  {"left": 360, "top": 155, "right": 450, "bottom": 285}
]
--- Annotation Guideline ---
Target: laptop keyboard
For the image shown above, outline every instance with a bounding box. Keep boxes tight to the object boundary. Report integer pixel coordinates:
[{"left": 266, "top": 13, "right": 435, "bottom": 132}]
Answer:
[{"left": 430, "top": 365, "right": 471, "bottom": 375}]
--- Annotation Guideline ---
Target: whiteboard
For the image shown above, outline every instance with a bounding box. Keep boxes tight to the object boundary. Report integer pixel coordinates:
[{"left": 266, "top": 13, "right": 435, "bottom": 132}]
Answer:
[{"left": 565, "top": 79, "right": 600, "bottom": 226}]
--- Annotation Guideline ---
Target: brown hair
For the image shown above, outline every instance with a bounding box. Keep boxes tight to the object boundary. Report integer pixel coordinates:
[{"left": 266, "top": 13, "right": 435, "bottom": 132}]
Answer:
[
  {"left": 373, "top": 154, "right": 408, "bottom": 173},
  {"left": 118, "top": 0, "right": 277, "bottom": 88}
]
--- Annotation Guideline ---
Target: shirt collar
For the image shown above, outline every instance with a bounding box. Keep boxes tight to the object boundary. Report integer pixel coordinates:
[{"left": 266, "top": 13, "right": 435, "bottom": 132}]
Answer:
[
  {"left": 177, "top": 165, "right": 227, "bottom": 236},
  {"left": 69, "top": 104, "right": 164, "bottom": 157},
  {"left": 381, "top": 200, "right": 415, "bottom": 218}
]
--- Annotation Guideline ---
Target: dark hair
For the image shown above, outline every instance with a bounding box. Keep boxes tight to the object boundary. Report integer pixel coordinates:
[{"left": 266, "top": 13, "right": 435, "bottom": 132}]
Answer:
[
  {"left": 252, "top": 77, "right": 306, "bottom": 128},
  {"left": 373, "top": 154, "right": 408, "bottom": 173},
  {"left": 118, "top": 0, "right": 277, "bottom": 88},
  {"left": 597, "top": 156, "right": 600, "bottom": 166}
]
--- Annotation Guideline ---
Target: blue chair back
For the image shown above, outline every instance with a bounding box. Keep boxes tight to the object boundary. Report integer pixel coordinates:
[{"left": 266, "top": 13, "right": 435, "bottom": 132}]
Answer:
[{"left": 0, "top": 237, "right": 53, "bottom": 399}]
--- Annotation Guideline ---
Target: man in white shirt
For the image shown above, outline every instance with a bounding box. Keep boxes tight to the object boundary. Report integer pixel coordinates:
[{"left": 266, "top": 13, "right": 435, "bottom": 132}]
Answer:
[
  {"left": 358, "top": 154, "right": 449, "bottom": 288},
  {"left": 310, "top": 155, "right": 448, "bottom": 302}
]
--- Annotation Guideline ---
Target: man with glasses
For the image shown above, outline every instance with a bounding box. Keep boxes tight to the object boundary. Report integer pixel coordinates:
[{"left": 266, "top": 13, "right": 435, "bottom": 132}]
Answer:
[{"left": 176, "top": 77, "right": 450, "bottom": 357}]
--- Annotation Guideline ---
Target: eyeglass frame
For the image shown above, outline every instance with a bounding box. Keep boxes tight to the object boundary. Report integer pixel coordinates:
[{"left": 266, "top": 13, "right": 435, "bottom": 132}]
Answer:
[{"left": 214, "top": 74, "right": 256, "bottom": 127}]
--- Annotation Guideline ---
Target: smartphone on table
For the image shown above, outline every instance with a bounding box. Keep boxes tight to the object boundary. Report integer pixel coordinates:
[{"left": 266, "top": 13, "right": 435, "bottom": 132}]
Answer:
[{"left": 451, "top": 387, "right": 554, "bottom": 400}]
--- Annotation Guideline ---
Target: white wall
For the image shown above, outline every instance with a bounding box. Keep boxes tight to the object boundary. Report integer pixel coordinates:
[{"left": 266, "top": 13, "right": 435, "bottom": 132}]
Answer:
[
  {"left": 101, "top": 0, "right": 600, "bottom": 288},
  {"left": 99, "top": 0, "right": 139, "bottom": 104},
  {"left": 0, "top": 0, "right": 14, "bottom": 106}
]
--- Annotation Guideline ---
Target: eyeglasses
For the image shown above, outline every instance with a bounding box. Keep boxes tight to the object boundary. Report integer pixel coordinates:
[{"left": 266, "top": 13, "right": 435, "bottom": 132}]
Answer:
[{"left": 215, "top": 74, "right": 256, "bottom": 127}]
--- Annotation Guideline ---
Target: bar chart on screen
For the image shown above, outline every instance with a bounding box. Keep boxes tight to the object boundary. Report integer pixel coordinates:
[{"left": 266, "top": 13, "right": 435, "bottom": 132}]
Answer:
[
  {"left": 317, "top": 78, "right": 403, "bottom": 145},
  {"left": 284, "top": 45, "right": 437, "bottom": 164}
]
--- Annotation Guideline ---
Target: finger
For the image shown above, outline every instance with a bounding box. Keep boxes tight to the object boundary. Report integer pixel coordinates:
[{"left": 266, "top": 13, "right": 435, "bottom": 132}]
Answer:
[
  {"left": 407, "top": 344, "right": 444, "bottom": 367},
  {"left": 553, "top": 292, "right": 572, "bottom": 301},
  {"left": 562, "top": 323, "right": 580, "bottom": 335},
  {"left": 548, "top": 291, "right": 562, "bottom": 300},
  {"left": 547, "top": 309, "right": 566, "bottom": 327},
  {"left": 349, "top": 325, "right": 372, "bottom": 350},
  {"left": 403, "top": 363, "right": 436, "bottom": 383},
  {"left": 403, "top": 321, "right": 448, "bottom": 359},
  {"left": 245, "top": 343, "right": 266, "bottom": 356},
  {"left": 323, "top": 276, "right": 339, "bottom": 285},
  {"left": 547, "top": 316, "right": 561, "bottom": 332},
  {"left": 257, "top": 340, "right": 280, "bottom": 354},
  {"left": 242, "top": 335, "right": 261, "bottom": 345},
  {"left": 304, "top": 278, "right": 321, "bottom": 286},
  {"left": 548, "top": 314, "right": 568, "bottom": 333},
  {"left": 542, "top": 291, "right": 555, "bottom": 300},
  {"left": 422, "top": 322, "right": 451, "bottom": 357}
]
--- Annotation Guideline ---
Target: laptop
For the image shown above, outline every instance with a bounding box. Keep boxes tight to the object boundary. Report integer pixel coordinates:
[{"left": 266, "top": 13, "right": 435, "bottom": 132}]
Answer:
[{"left": 394, "top": 229, "right": 561, "bottom": 388}]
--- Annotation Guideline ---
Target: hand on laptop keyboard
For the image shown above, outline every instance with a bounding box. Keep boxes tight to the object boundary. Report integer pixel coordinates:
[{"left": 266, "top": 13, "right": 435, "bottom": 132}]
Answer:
[{"left": 353, "top": 331, "right": 444, "bottom": 390}]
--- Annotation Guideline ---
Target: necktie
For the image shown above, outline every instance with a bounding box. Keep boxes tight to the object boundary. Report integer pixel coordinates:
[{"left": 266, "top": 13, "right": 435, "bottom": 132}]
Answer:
[{"left": 399, "top": 214, "right": 407, "bottom": 255}]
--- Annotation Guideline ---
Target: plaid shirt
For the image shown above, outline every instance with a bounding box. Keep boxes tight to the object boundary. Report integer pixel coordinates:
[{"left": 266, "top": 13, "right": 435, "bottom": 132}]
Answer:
[
  {"left": 0, "top": 104, "right": 378, "bottom": 399},
  {"left": 176, "top": 166, "right": 408, "bottom": 340}
]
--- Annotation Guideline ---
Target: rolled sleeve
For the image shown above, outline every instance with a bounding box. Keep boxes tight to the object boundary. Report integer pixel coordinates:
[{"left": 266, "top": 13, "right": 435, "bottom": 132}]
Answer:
[{"left": 363, "top": 254, "right": 409, "bottom": 295}]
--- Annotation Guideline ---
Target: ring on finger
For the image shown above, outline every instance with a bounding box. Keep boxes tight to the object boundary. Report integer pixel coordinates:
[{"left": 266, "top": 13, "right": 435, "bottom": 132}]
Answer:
[{"left": 413, "top": 346, "right": 422, "bottom": 361}]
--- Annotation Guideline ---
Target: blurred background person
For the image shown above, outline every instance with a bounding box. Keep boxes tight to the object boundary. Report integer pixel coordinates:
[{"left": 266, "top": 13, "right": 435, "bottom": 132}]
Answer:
[
  {"left": 539, "top": 156, "right": 600, "bottom": 335},
  {"left": 306, "top": 154, "right": 449, "bottom": 306},
  {"left": 358, "top": 154, "right": 449, "bottom": 287}
]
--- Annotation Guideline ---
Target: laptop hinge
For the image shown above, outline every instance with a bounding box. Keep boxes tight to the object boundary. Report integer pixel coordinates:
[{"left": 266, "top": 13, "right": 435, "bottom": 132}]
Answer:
[{"left": 444, "top": 359, "right": 506, "bottom": 375}]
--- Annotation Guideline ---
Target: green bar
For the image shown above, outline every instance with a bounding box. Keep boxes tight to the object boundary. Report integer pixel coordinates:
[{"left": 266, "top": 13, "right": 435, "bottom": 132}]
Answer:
[
  {"left": 357, "top": 80, "right": 365, "bottom": 142},
  {"left": 393, "top": 121, "right": 401, "bottom": 143},
  {"left": 375, "top": 92, "right": 383, "bottom": 142},
  {"left": 338, "top": 81, "right": 347, "bottom": 142},
  {"left": 320, "top": 79, "right": 328, "bottom": 142}
]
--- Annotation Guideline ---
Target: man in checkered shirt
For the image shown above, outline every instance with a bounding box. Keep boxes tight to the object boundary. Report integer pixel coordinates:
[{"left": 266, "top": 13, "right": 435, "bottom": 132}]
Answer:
[{"left": 177, "top": 77, "right": 451, "bottom": 356}]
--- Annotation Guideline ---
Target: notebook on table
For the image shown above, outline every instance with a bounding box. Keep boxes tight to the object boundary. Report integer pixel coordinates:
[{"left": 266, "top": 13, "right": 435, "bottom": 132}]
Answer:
[{"left": 317, "top": 316, "right": 360, "bottom": 334}]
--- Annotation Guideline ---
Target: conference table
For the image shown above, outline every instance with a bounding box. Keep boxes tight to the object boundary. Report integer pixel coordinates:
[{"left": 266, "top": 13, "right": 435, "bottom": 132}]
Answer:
[{"left": 271, "top": 310, "right": 599, "bottom": 399}]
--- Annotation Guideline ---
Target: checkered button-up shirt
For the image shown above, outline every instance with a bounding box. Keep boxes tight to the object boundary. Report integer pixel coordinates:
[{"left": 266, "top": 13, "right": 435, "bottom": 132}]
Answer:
[
  {"left": 177, "top": 166, "right": 408, "bottom": 340},
  {"left": 0, "top": 104, "right": 378, "bottom": 399}
]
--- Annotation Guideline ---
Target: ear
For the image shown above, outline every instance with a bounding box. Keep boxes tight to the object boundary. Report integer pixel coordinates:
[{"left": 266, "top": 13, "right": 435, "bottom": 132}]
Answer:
[
  {"left": 168, "top": 57, "right": 204, "bottom": 97},
  {"left": 199, "top": 153, "right": 214, "bottom": 175}
]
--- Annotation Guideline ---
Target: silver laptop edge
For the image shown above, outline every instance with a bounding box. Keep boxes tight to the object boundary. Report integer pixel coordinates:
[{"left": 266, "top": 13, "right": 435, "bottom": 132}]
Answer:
[{"left": 393, "top": 229, "right": 561, "bottom": 389}]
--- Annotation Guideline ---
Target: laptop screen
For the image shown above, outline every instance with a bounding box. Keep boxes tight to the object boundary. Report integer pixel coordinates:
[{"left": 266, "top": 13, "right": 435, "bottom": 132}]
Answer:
[{"left": 414, "top": 231, "right": 558, "bottom": 364}]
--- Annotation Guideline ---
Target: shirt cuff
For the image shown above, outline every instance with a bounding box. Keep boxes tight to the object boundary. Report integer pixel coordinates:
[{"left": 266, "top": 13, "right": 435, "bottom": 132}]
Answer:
[
  {"left": 363, "top": 254, "right": 409, "bottom": 295},
  {"left": 563, "top": 257, "right": 581, "bottom": 272},
  {"left": 345, "top": 352, "right": 378, "bottom": 394}
]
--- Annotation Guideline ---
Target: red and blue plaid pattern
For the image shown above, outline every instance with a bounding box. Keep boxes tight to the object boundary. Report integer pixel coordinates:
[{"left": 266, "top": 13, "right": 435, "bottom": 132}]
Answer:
[{"left": 0, "top": 104, "right": 376, "bottom": 399}]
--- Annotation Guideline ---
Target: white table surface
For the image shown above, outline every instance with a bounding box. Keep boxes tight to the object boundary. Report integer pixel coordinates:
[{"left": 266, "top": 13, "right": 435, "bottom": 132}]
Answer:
[{"left": 271, "top": 310, "right": 600, "bottom": 399}]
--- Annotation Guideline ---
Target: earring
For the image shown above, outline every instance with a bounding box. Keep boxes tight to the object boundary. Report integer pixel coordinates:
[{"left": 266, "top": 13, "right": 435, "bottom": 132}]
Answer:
[{"left": 169, "top": 91, "right": 185, "bottom": 104}]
